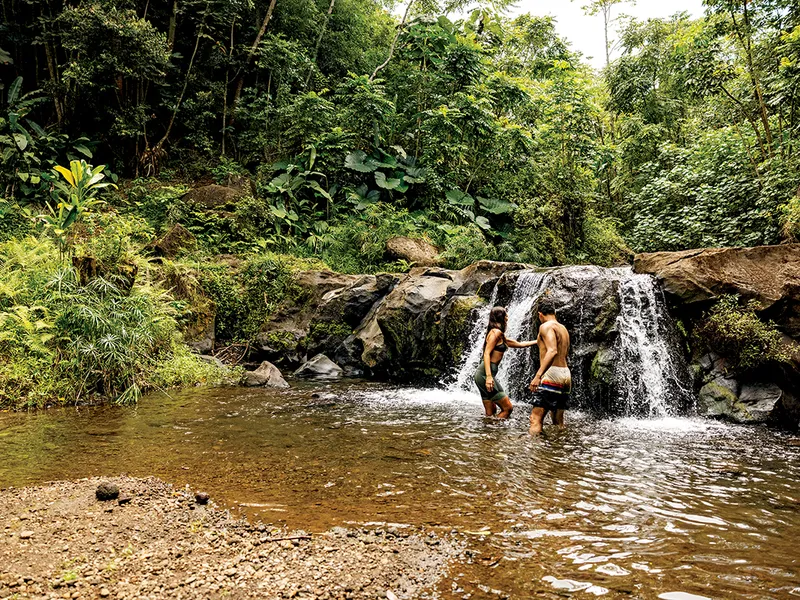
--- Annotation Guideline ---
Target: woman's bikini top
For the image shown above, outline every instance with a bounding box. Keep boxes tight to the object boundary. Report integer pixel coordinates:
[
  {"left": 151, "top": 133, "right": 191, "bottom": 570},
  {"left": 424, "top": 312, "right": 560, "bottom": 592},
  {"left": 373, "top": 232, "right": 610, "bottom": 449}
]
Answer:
[{"left": 489, "top": 333, "right": 508, "bottom": 354}]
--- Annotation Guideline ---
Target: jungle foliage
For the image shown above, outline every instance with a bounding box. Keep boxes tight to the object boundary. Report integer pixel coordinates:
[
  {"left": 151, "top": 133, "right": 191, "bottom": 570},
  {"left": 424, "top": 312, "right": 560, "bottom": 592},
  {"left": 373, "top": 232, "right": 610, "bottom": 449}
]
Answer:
[{"left": 3, "top": 0, "right": 800, "bottom": 405}]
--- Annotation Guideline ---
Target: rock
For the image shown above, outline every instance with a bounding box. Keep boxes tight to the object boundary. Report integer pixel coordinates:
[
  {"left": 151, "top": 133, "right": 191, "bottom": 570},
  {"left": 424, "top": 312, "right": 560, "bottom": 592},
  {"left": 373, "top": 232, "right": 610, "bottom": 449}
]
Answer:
[
  {"left": 149, "top": 223, "right": 196, "bottom": 259},
  {"left": 244, "top": 361, "right": 289, "bottom": 388},
  {"left": 183, "top": 184, "right": 244, "bottom": 208},
  {"left": 294, "top": 355, "right": 343, "bottom": 379},
  {"left": 198, "top": 354, "right": 226, "bottom": 370},
  {"left": 195, "top": 492, "right": 209, "bottom": 505},
  {"left": 734, "top": 383, "right": 784, "bottom": 423},
  {"left": 95, "top": 482, "right": 119, "bottom": 501},
  {"left": 117, "top": 496, "right": 132, "bottom": 506},
  {"left": 633, "top": 244, "right": 800, "bottom": 336},
  {"left": 19, "top": 531, "right": 32, "bottom": 540},
  {"left": 386, "top": 237, "right": 441, "bottom": 267},
  {"left": 698, "top": 378, "right": 740, "bottom": 418},
  {"left": 186, "top": 317, "right": 215, "bottom": 355}
]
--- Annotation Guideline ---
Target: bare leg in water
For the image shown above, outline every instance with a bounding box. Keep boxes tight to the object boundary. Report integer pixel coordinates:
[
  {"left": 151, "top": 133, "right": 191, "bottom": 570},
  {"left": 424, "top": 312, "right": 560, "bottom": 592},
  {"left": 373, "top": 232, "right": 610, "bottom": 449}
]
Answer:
[
  {"left": 495, "top": 396, "right": 513, "bottom": 419},
  {"left": 482, "top": 400, "right": 497, "bottom": 417},
  {"left": 529, "top": 407, "right": 547, "bottom": 434},
  {"left": 553, "top": 409, "right": 565, "bottom": 427}
]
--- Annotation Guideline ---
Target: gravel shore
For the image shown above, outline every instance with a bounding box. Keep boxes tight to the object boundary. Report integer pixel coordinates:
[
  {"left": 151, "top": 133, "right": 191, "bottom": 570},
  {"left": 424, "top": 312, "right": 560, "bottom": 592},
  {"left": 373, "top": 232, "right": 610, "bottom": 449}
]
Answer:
[{"left": 0, "top": 477, "right": 462, "bottom": 599}]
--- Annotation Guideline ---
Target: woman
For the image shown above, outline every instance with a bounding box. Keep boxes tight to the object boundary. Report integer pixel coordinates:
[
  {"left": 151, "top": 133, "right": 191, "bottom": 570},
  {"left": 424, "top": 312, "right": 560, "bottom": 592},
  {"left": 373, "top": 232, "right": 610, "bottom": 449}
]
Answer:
[{"left": 473, "top": 306, "right": 537, "bottom": 418}]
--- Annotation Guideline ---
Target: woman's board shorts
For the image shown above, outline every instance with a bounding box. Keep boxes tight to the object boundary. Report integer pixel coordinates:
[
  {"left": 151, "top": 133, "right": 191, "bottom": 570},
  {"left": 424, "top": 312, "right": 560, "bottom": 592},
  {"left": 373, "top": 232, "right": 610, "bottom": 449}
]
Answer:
[{"left": 474, "top": 362, "right": 507, "bottom": 403}]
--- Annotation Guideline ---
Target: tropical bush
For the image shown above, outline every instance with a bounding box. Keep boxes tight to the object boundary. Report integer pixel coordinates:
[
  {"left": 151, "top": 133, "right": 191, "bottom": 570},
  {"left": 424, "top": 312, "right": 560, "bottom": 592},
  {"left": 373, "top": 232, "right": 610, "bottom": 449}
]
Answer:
[
  {"left": 0, "top": 237, "right": 230, "bottom": 409},
  {"left": 696, "top": 295, "right": 792, "bottom": 372}
]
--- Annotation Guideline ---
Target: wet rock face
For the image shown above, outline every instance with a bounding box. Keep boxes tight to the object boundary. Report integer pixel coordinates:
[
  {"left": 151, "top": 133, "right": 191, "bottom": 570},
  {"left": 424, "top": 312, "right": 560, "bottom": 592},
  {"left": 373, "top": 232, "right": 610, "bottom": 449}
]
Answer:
[
  {"left": 256, "top": 261, "right": 528, "bottom": 381},
  {"left": 636, "top": 245, "right": 800, "bottom": 430},
  {"left": 492, "top": 266, "right": 692, "bottom": 416}
]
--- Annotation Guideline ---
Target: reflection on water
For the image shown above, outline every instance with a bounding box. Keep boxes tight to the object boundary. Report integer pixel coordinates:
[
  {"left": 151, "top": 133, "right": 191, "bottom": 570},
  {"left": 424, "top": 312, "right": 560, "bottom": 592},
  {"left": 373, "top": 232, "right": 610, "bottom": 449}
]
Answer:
[{"left": 1, "top": 383, "right": 799, "bottom": 598}]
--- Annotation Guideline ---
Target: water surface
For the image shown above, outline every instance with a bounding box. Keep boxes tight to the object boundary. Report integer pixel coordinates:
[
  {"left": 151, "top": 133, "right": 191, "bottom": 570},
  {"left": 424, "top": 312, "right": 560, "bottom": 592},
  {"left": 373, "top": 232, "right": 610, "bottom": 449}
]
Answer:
[{"left": 1, "top": 383, "right": 798, "bottom": 598}]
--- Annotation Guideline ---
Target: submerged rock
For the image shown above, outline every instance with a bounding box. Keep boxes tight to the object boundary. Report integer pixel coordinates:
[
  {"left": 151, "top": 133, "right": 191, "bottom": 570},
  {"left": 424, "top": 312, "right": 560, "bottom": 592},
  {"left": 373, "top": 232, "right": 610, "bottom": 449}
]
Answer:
[
  {"left": 294, "top": 354, "right": 343, "bottom": 379},
  {"left": 244, "top": 361, "right": 289, "bottom": 388}
]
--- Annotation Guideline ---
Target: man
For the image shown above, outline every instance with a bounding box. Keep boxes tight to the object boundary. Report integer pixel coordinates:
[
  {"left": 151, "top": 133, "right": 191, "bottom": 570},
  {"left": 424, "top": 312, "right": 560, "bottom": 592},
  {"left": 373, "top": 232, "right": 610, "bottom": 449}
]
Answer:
[{"left": 528, "top": 297, "right": 571, "bottom": 434}]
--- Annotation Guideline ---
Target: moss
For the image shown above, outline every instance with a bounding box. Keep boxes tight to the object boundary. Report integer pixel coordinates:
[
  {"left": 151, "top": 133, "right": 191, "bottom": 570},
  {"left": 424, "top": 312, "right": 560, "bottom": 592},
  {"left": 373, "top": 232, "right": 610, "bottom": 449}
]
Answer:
[
  {"left": 592, "top": 290, "right": 620, "bottom": 338},
  {"left": 695, "top": 295, "right": 793, "bottom": 372},
  {"left": 261, "top": 331, "right": 299, "bottom": 352},
  {"left": 590, "top": 348, "right": 615, "bottom": 385},
  {"left": 444, "top": 296, "right": 485, "bottom": 366}
]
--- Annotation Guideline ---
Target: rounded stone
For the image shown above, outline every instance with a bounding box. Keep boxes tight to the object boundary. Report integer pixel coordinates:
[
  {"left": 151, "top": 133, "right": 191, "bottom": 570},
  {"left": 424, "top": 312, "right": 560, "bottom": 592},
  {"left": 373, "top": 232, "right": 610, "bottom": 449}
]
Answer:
[
  {"left": 195, "top": 491, "right": 210, "bottom": 505},
  {"left": 95, "top": 482, "right": 119, "bottom": 501}
]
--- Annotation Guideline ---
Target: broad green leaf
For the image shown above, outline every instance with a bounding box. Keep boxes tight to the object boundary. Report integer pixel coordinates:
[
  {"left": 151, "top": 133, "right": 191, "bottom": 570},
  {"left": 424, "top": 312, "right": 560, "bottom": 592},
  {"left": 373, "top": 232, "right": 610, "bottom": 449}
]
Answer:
[
  {"left": 374, "top": 171, "right": 402, "bottom": 190},
  {"left": 475, "top": 216, "right": 491, "bottom": 230},
  {"left": 73, "top": 144, "right": 93, "bottom": 158},
  {"left": 344, "top": 150, "right": 376, "bottom": 173},
  {"left": 446, "top": 190, "right": 474, "bottom": 206},
  {"left": 478, "top": 196, "right": 515, "bottom": 215},
  {"left": 12, "top": 133, "right": 27, "bottom": 151},
  {"left": 7, "top": 76, "right": 21, "bottom": 105}
]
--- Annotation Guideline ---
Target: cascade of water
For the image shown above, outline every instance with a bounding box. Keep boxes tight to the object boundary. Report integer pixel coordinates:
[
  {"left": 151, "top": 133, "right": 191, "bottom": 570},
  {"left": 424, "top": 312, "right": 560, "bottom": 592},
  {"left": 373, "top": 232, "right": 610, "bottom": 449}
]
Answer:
[
  {"left": 450, "top": 265, "right": 690, "bottom": 417},
  {"left": 611, "top": 270, "right": 690, "bottom": 417},
  {"left": 452, "top": 271, "right": 548, "bottom": 392}
]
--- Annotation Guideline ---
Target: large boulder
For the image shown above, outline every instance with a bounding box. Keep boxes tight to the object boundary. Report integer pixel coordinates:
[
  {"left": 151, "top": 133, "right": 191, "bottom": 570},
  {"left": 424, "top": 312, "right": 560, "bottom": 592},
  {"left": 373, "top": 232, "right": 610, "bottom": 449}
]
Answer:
[
  {"left": 385, "top": 236, "right": 441, "bottom": 267},
  {"left": 350, "top": 261, "right": 529, "bottom": 379},
  {"left": 150, "top": 223, "right": 196, "bottom": 259},
  {"left": 294, "top": 354, "right": 343, "bottom": 379},
  {"left": 183, "top": 184, "right": 245, "bottom": 208},
  {"left": 244, "top": 361, "right": 289, "bottom": 388},
  {"left": 634, "top": 244, "right": 800, "bottom": 336},
  {"left": 256, "top": 271, "right": 396, "bottom": 366}
]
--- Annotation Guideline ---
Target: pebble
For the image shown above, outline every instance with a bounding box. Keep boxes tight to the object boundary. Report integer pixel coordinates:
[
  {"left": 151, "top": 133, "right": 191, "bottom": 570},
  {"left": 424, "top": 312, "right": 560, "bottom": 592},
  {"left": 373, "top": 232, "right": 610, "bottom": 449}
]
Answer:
[{"left": 19, "top": 531, "right": 33, "bottom": 539}]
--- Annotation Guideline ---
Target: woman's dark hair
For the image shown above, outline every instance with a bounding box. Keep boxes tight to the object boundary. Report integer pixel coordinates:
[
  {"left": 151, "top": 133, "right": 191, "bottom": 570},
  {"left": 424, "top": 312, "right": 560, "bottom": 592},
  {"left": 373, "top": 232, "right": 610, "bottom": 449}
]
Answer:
[{"left": 487, "top": 306, "right": 508, "bottom": 334}]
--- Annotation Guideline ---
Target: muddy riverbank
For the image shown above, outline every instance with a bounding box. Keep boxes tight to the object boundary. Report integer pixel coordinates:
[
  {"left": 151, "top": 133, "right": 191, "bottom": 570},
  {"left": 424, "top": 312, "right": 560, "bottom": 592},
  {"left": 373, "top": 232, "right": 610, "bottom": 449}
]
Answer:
[{"left": 0, "top": 476, "right": 462, "bottom": 600}]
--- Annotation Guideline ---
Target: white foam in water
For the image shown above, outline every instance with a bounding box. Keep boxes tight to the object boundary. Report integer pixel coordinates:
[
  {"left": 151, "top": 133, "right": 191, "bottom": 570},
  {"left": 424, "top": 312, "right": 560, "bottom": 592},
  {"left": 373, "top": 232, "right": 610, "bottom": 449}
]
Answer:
[
  {"left": 616, "top": 417, "right": 731, "bottom": 433},
  {"left": 658, "top": 593, "right": 713, "bottom": 600},
  {"left": 358, "top": 387, "right": 482, "bottom": 407}
]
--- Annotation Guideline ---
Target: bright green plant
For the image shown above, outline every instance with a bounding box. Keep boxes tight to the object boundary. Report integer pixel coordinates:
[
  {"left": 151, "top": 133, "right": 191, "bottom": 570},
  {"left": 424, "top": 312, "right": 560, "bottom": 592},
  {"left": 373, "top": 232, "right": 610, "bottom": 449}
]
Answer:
[{"left": 40, "top": 160, "right": 117, "bottom": 254}]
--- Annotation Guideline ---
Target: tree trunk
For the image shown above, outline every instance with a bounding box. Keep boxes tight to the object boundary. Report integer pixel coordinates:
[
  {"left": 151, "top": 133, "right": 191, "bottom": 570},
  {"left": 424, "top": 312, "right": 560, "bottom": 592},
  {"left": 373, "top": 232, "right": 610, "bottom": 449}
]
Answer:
[
  {"left": 305, "top": 0, "right": 336, "bottom": 88},
  {"left": 731, "top": 1, "right": 773, "bottom": 154},
  {"left": 168, "top": 0, "right": 179, "bottom": 50},
  {"left": 370, "top": 0, "right": 414, "bottom": 82},
  {"left": 222, "top": 19, "right": 235, "bottom": 156},
  {"left": 229, "top": 0, "right": 279, "bottom": 123}
]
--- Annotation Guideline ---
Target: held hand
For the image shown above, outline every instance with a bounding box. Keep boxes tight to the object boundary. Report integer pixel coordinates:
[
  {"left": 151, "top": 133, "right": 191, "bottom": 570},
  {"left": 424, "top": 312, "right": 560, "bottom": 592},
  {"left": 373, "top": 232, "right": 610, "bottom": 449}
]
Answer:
[
  {"left": 486, "top": 377, "right": 494, "bottom": 392},
  {"left": 529, "top": 376, "right": 541, "bottom": 393}
]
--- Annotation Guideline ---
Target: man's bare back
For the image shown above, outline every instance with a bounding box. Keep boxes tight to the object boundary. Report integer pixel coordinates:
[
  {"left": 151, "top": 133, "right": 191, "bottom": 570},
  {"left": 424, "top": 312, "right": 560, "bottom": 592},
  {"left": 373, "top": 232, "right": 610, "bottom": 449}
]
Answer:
[{"left": 529, "top": 301, "right": 572, "bottom": 434}]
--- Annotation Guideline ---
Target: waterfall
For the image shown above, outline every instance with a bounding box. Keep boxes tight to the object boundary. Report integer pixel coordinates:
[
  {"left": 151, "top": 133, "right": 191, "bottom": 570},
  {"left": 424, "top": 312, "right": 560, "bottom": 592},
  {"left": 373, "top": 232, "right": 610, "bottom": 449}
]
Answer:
[
  {"left": 451, "top": 266, "right": 691, "bottom": 417},
  {"left": 451, "top": 270, "right": 548, "bottom": 392},
  {"left": 612, "top": 270, "right": 691, "bottom": 417}
]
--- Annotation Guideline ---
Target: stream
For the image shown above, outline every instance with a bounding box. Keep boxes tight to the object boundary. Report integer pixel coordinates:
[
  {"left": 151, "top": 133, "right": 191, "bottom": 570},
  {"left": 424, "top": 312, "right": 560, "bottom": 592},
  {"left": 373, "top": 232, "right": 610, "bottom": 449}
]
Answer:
[{"left": 1, "top": 383, "right": 799, "bottom": 598}]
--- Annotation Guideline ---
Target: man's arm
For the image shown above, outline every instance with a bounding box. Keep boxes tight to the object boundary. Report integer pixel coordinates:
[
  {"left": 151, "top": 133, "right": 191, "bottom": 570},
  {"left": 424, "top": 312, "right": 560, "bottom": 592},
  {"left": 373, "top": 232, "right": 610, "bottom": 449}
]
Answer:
[{"left": 529, "top": 326, "right": 557, "bottom": 392}]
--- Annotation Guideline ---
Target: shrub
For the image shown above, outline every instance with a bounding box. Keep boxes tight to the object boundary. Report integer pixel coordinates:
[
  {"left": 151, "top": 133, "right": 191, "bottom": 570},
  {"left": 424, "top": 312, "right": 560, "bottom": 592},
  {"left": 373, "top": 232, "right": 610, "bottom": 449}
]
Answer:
[
  {"left": 696, "top": 295, "right": 792, "bottom": 372},
  {"left": 0, "top": 237, "right": 229, "bottom": 408},
  {"left": 781, "top": 194, "right": 800, "bottom": 241}
]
